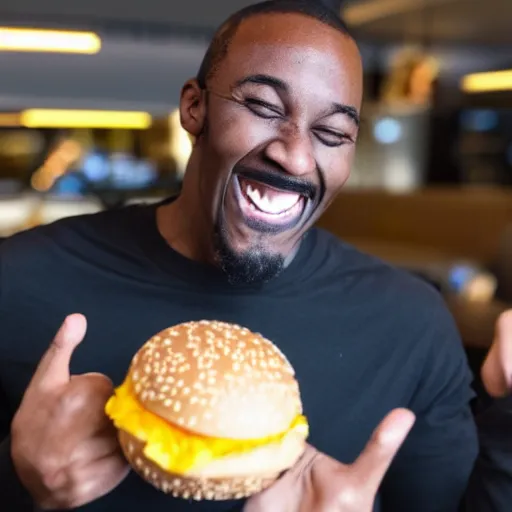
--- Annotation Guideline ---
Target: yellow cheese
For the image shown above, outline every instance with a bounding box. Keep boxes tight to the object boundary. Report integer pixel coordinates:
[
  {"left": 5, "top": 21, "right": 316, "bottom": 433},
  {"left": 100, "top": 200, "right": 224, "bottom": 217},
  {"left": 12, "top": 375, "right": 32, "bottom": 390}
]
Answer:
[{"left": 105, "top": 379, "right": 309, "bottom": 474}]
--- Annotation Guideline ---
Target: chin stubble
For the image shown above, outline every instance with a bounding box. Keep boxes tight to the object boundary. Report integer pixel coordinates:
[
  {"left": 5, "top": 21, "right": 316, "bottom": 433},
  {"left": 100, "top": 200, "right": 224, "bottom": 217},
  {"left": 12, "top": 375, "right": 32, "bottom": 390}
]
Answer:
[{"left": 213, "top": 221, "right": 285, "bottom": 286}]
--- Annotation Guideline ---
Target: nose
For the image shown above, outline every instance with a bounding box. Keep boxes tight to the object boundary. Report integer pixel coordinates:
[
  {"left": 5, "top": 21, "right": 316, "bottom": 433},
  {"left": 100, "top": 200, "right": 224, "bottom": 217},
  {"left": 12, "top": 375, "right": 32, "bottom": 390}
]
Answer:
[{"left": 264, "top": 124, "right": 316, "bottom": 177}]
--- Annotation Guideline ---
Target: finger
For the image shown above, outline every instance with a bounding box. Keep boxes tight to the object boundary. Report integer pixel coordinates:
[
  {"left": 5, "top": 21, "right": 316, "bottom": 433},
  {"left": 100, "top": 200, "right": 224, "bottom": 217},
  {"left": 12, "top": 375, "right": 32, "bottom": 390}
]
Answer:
[
  {"left": 44, "top": 378, "right": 117, "bottom": 457},
  {"left": 67, "top": 454, "right": 130, "bottom": 509},
  {"left": 43, "top": 414, "right": 117, "bottom": 469},
  {"left": 70, "top": 434, "right": 122, "bottom": 465},
  {"left": 243, "top": 445, "right": 318, "bottom": 512},
  {"left": 351, "top": 408, "right": 415, "bottom": 493},
  {"left": 29, "top": 314, "right": 87, "bottom": 392},
  {"left": 482, "top": 310, "right": 512, "bottom": 397}
]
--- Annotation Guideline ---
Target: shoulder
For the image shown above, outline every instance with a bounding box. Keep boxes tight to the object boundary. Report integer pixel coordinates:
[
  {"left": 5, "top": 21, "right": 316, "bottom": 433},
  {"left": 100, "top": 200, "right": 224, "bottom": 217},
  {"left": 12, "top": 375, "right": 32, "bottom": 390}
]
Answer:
[
  {"left": 0, "top": 213, "right": 86, "bottom": 279},
  {"left": 313, "top": 227, "right": 448, "bottom": 313},
  {"left": 0, "top": 205, "right": 150, "bottom": 304},
  {"left": 310, "top": 230, "right": 474, "bottom": 424},
  {"left": 312, "top": 228, "right": 463, "bottom": 354},
  {"left": 0, "top": 204, "right": 147, "bottom": 262},
  {"left": 0, "top": 205, "right": 152, "bottom": 354}
]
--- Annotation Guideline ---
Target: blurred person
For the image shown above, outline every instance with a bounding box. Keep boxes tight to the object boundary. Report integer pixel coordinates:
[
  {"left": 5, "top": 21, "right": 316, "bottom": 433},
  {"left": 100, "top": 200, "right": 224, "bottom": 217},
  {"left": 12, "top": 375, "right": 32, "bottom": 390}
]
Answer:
[{"left": 1, "top": 1, "right": 512, "bottom": 511}]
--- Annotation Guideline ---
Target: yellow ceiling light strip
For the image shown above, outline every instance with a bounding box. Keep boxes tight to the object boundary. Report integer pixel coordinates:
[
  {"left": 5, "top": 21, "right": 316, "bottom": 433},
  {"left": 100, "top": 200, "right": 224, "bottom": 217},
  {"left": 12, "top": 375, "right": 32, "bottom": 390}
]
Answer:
[
  {"left": 20, "top": 109, "right": 152, "bottom": 129},
  {"left": 0, "top": 27, "right": 101, "bottom": 54},
  {"left": 461, "top": 70, "right": 512, "bottom": 94}
]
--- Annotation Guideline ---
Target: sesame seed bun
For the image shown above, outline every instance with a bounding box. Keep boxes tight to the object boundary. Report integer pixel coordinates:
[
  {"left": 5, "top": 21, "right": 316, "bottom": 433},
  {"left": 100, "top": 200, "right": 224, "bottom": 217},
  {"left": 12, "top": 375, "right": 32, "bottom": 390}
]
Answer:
[
  {"left": 110, "top": 320, "right": 308, "bottom": 500},
  {"left": 118, "top": 427, "right": 305, "bottom": 500},
  {"left": 130, "top": 320, "right": 303, "bottom": 439}
]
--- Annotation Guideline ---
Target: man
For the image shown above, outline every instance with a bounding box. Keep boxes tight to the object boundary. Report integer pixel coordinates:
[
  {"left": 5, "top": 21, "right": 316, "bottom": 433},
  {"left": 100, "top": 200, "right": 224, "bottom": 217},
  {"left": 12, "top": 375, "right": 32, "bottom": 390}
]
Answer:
[{"left": 1, "top": 1, "right": 511, "bottom": 511}]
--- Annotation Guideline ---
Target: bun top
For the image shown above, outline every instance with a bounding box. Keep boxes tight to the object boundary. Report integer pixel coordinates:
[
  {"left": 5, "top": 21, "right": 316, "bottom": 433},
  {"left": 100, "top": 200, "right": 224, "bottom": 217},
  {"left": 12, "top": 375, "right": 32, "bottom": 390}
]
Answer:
[{"left": 129, "top": 320, "right": 303, "bottom": 440}]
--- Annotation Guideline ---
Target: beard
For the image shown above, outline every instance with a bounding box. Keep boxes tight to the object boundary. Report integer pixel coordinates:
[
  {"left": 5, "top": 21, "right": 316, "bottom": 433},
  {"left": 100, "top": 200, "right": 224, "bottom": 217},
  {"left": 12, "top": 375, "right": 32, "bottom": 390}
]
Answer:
[{"left": 212, "top": 219, "right": 285, "bottom": 286}]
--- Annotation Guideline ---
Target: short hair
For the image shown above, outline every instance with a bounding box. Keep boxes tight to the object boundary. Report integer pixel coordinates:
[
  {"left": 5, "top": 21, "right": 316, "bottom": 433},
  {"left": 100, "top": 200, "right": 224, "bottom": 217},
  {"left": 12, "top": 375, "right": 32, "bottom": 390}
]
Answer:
[{"left": 196, "top": 0, "right": 353, "bottom": 89}]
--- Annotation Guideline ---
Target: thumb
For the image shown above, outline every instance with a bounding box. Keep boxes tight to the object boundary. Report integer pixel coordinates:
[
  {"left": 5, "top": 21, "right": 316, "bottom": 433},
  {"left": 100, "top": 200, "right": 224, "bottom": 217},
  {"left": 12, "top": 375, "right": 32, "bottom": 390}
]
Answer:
[
  {"left": 28, "top": 313, "right": 87, "bottom": 392},
  {"left": 351, "top": 408, "right": 415, "bottom": 493},
  {"left": 481, "top": 310, "right": 512, "bottom": 397}
]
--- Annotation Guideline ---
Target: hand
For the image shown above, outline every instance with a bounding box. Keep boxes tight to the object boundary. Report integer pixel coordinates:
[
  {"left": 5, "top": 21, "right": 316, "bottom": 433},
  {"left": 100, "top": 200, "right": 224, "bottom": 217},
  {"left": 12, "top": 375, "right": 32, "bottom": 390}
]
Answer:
[
  {"left": 244, "top": 408, "right": 415, "bottom": 512},
  {"left": 481, "top": 310, "right": 512, "bottom": 397},
  {"left": 10, "top": 314, "right": 130, "bottom": 509}
]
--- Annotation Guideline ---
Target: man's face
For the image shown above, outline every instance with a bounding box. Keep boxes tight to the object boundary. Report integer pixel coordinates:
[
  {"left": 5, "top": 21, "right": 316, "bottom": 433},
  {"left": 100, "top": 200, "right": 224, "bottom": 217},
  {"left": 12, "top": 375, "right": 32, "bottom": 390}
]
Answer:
[{"left": 181, "top": 13, "right": 363, "bottom": 284}]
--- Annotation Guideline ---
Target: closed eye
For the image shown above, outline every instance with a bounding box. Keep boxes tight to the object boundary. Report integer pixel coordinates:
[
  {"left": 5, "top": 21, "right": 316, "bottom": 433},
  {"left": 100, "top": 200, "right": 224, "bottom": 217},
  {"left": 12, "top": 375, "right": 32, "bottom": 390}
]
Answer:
[
  {"left": 313, "top": 127, "right": 354, "bottom": 148},
  {"left": 244, "top": 97, "right": 284, "bottom": 119}
]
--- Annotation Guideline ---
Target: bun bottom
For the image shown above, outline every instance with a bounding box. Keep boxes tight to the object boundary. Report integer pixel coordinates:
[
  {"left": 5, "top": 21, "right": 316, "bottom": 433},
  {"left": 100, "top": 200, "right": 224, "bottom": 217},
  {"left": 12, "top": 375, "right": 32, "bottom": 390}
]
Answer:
[{"left": 118, "top": 428, "right": 306, "bottom": 501}]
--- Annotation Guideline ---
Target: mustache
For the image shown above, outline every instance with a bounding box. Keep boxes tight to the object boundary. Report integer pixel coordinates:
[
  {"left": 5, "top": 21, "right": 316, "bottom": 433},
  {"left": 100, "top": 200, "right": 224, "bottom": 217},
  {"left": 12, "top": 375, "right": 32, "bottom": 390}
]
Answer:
[{"left": 234, "top": 165, "right": 318, "bottom": 199}]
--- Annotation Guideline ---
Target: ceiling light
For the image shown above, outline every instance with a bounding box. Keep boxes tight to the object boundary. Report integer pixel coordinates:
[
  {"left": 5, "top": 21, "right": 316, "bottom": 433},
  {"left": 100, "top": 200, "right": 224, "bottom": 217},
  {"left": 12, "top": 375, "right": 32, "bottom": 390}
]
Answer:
[
  {"left": 0, "top": 27, "right": 101, "bottom": 54},
  {"left": 461, "top": 70, "right": 512, "bottom": 93},
  {"left": 20, "top": 109, "right": 152, "bottom": 129}
]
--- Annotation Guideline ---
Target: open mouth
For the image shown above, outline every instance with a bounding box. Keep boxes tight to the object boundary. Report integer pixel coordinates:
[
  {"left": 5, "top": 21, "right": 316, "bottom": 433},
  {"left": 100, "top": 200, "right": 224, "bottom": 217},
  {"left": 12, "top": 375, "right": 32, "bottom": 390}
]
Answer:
[{"left": 232, "top": 175, "right": 308, "bottom": 233}]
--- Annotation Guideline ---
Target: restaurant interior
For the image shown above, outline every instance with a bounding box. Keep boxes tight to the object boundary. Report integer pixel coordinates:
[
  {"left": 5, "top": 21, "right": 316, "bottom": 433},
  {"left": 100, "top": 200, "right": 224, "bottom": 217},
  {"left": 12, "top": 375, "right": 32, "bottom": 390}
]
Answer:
[{"left": 1, "top": 0, "right": 512, "bottom": 400}]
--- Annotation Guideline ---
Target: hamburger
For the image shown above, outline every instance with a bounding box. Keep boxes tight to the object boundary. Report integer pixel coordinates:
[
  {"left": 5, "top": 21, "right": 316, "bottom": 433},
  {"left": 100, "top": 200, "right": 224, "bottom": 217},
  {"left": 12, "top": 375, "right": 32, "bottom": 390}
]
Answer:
[{"left": 105, "top": 320, "right": 309, "bottom": 501}]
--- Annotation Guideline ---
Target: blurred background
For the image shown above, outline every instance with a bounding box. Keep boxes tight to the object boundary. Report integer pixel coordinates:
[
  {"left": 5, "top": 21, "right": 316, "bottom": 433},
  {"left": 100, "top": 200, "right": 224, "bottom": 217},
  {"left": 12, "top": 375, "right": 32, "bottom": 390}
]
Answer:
[{"left": 0, "top": 0, "right": 511, "bottom": 380}]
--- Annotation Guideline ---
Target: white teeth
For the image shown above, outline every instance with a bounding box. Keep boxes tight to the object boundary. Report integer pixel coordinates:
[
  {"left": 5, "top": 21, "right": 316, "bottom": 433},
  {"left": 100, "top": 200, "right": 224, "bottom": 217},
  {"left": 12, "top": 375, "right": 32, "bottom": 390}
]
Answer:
[
  {"left": 244, "top": 182, "right": 300, "bottom": 215},
  {"left": 248, "top": 185, "right": 261, "bottom": 203},
  {"left": 260, "top": 194, "right": 272, "bottom": 211}
]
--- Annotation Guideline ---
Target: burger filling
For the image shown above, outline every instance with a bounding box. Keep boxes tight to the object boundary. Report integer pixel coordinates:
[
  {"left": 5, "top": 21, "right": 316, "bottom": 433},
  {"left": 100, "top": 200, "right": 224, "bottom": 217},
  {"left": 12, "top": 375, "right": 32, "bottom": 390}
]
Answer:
[{"left": 105, "top": 378, "right": 309, "bottom": 474}]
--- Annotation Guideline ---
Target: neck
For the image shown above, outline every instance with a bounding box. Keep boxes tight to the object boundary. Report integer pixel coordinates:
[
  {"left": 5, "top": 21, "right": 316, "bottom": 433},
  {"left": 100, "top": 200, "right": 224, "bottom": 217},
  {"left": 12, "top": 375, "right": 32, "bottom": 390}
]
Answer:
[
  {"left": 157, "top": 162, "right": 214, "bottom": 264},
  {"left": 158, "top": 194, "right": 302, "bottom": 271}
]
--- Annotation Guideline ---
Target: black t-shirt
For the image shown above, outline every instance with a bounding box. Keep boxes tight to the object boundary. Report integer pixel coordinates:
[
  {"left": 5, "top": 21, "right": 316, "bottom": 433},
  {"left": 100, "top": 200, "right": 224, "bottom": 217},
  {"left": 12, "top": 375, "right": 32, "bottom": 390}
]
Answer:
[{"left": 0, "top": 201, "right": 480, "bottom": 511}]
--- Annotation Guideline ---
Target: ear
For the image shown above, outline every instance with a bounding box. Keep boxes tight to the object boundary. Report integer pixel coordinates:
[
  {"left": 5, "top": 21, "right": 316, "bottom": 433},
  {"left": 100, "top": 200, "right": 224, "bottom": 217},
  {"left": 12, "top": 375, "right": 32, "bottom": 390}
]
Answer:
[{"left": 180, "top": 79, "right": 206, "bottom": 138}]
